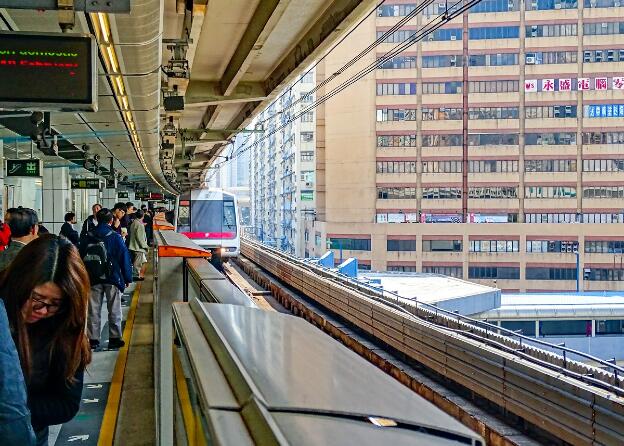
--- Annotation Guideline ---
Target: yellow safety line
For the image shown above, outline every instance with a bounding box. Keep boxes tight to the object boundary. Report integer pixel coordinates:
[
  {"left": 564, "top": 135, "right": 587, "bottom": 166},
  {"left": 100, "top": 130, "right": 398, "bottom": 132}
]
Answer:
[
  {"left": 173, "top": 349, "right": 197, "bottom": 446},
  {"left": 97, "top": 269, "right": 144, "bottom": 446}
]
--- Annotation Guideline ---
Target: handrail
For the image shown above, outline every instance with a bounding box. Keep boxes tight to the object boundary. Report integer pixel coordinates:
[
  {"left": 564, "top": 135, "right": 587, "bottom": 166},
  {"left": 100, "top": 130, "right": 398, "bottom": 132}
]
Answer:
[{"left": 242, "top": 237, "right": 624, "bottom": 384}]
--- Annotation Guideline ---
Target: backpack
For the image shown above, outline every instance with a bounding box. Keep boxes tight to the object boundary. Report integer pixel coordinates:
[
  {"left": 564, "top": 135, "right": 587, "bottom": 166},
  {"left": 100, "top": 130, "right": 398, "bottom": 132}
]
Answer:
[{"left": 82, "top": 231, "right": 115, "bottom": 284}]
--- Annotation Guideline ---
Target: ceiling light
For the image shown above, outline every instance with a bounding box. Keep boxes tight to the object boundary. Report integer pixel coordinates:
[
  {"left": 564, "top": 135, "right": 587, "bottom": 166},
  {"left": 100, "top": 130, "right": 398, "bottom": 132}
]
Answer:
[{"left": 97, "top": 13, "right": 110, "bottom": 43}]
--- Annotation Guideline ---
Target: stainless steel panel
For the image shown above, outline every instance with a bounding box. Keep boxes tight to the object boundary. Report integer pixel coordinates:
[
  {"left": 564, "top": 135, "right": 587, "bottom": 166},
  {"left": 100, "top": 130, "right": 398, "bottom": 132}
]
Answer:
[
  {"left": 200, "top": 279, "right": 256, "bottom": 308},
  {"left": 187, "top": 258, "right": 225, "bottom": 281},
  {"left": 192, "top": 302, "right": 482, "bottom": 443},
  {"left": 272, "top": 413, "right": 480, "bottom": 446}
]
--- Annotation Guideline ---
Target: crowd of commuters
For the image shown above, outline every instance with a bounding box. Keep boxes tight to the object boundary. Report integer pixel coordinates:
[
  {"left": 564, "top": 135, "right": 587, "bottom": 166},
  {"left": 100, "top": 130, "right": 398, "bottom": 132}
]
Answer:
[{"left": 0, "top": 201, "right": 157, "bottom": 445}]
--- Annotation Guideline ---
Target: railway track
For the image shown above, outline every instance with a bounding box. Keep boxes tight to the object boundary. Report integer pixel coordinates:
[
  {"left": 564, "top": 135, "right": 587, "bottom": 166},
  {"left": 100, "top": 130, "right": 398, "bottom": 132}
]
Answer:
[{"left": 236, "top": 238, "right": 624, "bottom": 446}]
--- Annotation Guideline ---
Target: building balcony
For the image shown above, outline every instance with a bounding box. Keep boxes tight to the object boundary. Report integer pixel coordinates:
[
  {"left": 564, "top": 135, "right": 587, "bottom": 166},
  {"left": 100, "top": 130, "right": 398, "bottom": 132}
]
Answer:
[
  {"left": 524, "top": 172, "right": 578, "bottom": 183},
  {"left": 524, "top": 198, "right": 578, "bottom": 209},
  {"left": 468, "top": 198, "right": 519, "bottom": 210}
]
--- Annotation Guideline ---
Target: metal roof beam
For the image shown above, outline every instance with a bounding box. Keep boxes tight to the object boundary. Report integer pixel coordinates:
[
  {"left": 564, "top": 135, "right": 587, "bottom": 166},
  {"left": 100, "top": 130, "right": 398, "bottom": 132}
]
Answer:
[{"left": 185, "top": 81, "right": 267, "bottom": 107}]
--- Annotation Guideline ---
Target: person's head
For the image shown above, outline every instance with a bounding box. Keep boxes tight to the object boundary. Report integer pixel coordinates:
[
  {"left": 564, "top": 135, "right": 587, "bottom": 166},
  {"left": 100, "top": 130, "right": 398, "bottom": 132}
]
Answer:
[
  {"left": 64, "top": 212, "right": 76, "bottom": 224},
  {"left": 4, "top": 207, "right": 16, "bottom": 223},
  {"left": 125, "top": 202, "right": 135, "bottom": 215},
  {"left": 140, "top": 205, "right": 147, "bottom": 212},
  {"left": 164, "top": 210, "right": 175, "bottom": 225},
  {"left": 96, "top": 208, "right": 114, "bottom": 226},
  {"left": 91, "top": 203, "right": 102, "bottom": 216},
  {"left": 0, "top": 234, "right": 91, "bottom": 381},
  {"left": 7, "top": 207, "right": 39, "bottom": 242},
  {"left": 112, "top": 202, "right": 127, "bottom": 220},
  {"left": 134, "top": 210, "right": 144, "bottom": 221}
]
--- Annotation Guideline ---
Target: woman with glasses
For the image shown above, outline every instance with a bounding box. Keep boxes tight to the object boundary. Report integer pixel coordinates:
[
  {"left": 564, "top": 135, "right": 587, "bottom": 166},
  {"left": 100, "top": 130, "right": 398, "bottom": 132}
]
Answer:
[{"left": 0, "top": 234, "right": 92, "bottom": 445}]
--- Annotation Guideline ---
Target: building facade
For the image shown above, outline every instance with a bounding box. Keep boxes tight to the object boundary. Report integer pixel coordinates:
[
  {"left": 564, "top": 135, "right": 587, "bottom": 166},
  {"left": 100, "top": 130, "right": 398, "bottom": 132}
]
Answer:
[
  {"left": 250, "top": 70, "right": 317, "bottom": 256},
  {"left": 307, "top": 0, "right": 624, "bottom": 292}
]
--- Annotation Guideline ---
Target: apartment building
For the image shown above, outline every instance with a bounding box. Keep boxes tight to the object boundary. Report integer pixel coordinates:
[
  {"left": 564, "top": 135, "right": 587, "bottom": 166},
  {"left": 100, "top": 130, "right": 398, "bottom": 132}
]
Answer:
[
  {"left": 307, "top": 0, "right": 624, "bottom": 291},
  {"left": 250, "top": 70, "right": 317, "bottom": 256}
]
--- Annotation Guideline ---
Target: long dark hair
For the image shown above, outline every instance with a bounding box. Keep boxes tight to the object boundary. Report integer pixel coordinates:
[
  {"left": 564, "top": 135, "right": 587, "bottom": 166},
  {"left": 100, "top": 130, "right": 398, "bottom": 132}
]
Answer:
[{"left": 0, "top": 234, "right": 92, "bottom": 382}]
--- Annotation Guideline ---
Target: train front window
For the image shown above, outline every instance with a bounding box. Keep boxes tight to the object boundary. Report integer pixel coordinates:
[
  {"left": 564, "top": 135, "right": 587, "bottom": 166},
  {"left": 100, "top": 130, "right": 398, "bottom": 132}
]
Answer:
[{"left": 190, "top": 199, "right": 237, "bottom": 233}]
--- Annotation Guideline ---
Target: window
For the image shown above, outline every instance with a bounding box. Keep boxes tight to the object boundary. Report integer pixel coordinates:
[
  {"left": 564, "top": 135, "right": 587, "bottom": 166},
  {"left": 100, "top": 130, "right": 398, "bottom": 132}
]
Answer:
[
  {"left": 300, "top": 72, "right": 314, "bottom": 83},
  {"left": 377, "top": 134, "right": 417, "bottom": 147},
  {"left": 428, "top": 28, "right": 463, "bottom": 41},
  {"left": 468, "top": 133, "right": 519, "bottom": 146},
  {"left": 582, "top": 213, "right": 621, "bottom": 223},
  {"left": 300, "top": 132, "right": 314, "bottom": 143},
  {"left": 469, "top": 266, "right": 520, "bottom": 279},
  {"left": 469, "top": 80, "right": 519, "bottom": 93},
  {"left": 387, "top": 239, "right": 417, "bottom": 251},
  {"left": 422, "top": 160, "right": 463, "bottom": 173},
  {"left": 422, "top": 81, "right": 462, "bottom": 94},
  {"left": 530, "top": 51, "right": 577, "bottom": 64},
  {"left": 470, "top": 240, "right": 520, "bottom": 252},
  {"left": 300, "top": 151, "right": 314, "bottom": 162},
  {"left": 469, "top": 26, "right": 519, "bottom": 40},
  {"left": 525, "top": 159, "right": 577, "bottom": 172},
  {"left": 582, "top": 132, "right": 624, "bottom": 145},
  {"left": 388, "top": 265, "right": 417, "bottom": 272},
  {"left": 500, "top": 320, "right": 536, "bottom": 336},
  {"left": 540, "top": 320, "right": 591, "bottom": 336},
  {"left": 526, "top": 267, "right": 577, "bottom": 280},
  {"left": 377, "top": 108, "right": 417, "bottom": 122},
  {"left": 583, "top": 48, "right": 624, "bottom": 62},
  {"left": 471, "top": 0, "right": 520, "bottom": 12},
  {"left": 300, "top": 93, "right": 313, "bottom": 104},
  {"left": 525, "top": 186, "right": 577, "bottom": 198},
  {"left": 583, "top": 159, "right": 624, "bottom": 172},
  {"left": 422, "top": 134, "right": 462, "bottom": 147},
  {"left": 584, "top": 240, "right": 624, "bottom": 253},
  {"left": 525, "top": 133, "right": 576, "bottom": 145},
  {"left": 422, "top": 240, "right": 463, "bottom": 252},
  {"left": 583, "top": 186, "right": 624, "bottom": 198},
  {"left": 377, "top": 4, "right": 417, "bottom": 16},
  {"left": 376, "top": 82, "right": 417, "bottom": 95},
  {"left": 525, "top": 105, "right": 577, "bottom": 119},
  {"left": 300, "top": 171, "right": 314, "bottom": 182},
  {"left": 377, "top": 187, "right": 417, "bottom": 199},
  {"left": 377, "top": 30, "right": 418, "bottom": 43},
  {"left": 596, "top": 320, "right": 624, "bottom": 335},
  {"left": 422, "top": 107, "right": 462, "bottom": 120},
  {"left": 469, "top": 187, "right": 518, "bottom": 198},
  {"left": 422, "top": 55, "right": 463, "bottom": 68},
  {"left": 583, "top": 22, "right": 624, "bottom": 36},
  {"left": 526, "top": 240, "right": 579, "bottom": 253},
  {"left": 526, "top": 24, "right": 577, "bottom": 37},
  {"left": 469, "top": 53, "right": 518, "bottom": 66},
  {"left": 469, "top": 107, "right": 519, "bottom": 119},
  {"left": 469, "top": 160, "right": 519, "bottom": 173},
  {"left": 587, "top": 268, "right": 624, "bottom": 280},
  {"left": 525, "top": 213, "right": 578, "bottom": 223},
  {"left": 376, "top": 160, "right": 417, "bottom": 173},
  {"left": 377, "top": 55, "right": 417, "bottom": 69},
  {"left": 301, "top": 112, "right": 314, "bottom": 123},
  {"left": 329, "top": 238, "right": 371, "bottom": 251},
  {"left": 526, "top": 0, "right": 577, "bottom": 9},
  {"left": 421, "top": 187, "right": 462, "bottom": 199},
  {"left": 422, "top": 266, "right": 463, "bottom": 278}
]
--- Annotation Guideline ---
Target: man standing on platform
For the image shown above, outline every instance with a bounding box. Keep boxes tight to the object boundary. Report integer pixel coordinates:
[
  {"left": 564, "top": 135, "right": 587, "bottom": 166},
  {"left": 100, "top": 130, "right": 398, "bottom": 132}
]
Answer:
[{"left": 81, "top": 208, "right": 132, "bottom": 350}]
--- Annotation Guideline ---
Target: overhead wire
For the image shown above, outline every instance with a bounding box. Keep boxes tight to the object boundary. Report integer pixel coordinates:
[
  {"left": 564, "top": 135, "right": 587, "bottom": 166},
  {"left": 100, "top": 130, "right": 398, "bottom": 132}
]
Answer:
[{"left": 208, "top": 0, "right": 477, "bottom": 181}]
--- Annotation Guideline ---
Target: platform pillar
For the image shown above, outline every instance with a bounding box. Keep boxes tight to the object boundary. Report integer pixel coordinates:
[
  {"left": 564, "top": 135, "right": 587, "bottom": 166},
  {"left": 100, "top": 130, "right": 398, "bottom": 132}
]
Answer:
[{"left": 42, "top": 166, "right": 71, "bottom": 234}]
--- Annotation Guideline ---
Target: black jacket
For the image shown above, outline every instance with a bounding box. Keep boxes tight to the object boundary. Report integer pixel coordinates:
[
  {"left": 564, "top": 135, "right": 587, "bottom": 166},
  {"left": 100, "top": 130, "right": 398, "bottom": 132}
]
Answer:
[
  {"left": 59, "top": 223, "right": 79, "bottom": 246},
  {"left": 79, "top": 216, "right": 97, "bottom": 240}
]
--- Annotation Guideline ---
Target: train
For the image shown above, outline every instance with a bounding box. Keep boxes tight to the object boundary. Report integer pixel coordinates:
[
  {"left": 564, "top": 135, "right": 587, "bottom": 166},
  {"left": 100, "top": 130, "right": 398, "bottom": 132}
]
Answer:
[{"left": 175, "top": 188, "right": 241, "bottom": 265}]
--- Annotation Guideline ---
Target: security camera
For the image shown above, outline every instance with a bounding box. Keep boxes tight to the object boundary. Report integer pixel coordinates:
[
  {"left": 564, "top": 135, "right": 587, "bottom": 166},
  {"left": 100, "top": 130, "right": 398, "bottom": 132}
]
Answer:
[{"left": 93, "top": 154, "right": 100, "bottom": 162}]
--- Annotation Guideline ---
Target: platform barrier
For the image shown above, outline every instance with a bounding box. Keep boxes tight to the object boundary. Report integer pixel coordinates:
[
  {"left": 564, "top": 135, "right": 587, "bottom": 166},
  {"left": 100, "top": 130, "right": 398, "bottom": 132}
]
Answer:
[
  {"left": 171, "top": 299, "right": 485, "bottom": 445},
  {"left": 153, "top": 230, "right": 255, "bottom": 446}
]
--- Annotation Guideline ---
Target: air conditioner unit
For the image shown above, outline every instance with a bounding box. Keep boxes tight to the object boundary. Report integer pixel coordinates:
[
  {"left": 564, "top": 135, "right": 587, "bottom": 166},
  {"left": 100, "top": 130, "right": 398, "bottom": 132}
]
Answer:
[
  {"left": 554, "top": 1, "right": 562, "bottom": 9},
  {"left": 561, "top": 243, "right": 567, "bottom": 252},
  {"left": 584, "top": 51, "right": 592, "bottom": 62},
  {"left": 554, "top": 106, "right": 561, "bottom": 117},
  {"left": 508, "top": 0, "right": 515, "bottom": 10},
  {"left": 566, "top": 245, "right": 573, "bottom": 252},
  {"left": 450, "top": 55, "right": 458, "bottom": 66},
  {"left": 531, "top": 25, "right": 538, "bottom": 37},
  {"left": 616, "top": 0, "right": 621, "bottom": 6},
  {"left": 526, "top": 55, "right": 536, "bottom": 64},
  {"left": 450, "top": 35, "right": 457, "bottom": 41},
  {"left": 565, "top": 105, "right": 572, "bottom": 116},
  {"left": 531, "top": 0, "right": 538, "bottom": 8},
  {"left": 602, "top": 22, "right": 608, "bottom": 27}
]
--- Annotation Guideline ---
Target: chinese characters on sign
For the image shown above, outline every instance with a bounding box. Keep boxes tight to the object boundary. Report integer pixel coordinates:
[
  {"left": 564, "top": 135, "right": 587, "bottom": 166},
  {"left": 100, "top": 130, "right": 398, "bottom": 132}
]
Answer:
[
  {"left": 524, "top": 76, "right": 624, "bottom": 92},
  {"left": 586, "top": 104, "right": 624, "bottom": 118}
]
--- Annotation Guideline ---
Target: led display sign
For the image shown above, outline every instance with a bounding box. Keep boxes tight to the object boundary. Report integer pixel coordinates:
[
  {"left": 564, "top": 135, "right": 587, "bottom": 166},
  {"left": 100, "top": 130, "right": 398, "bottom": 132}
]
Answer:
[
  {"left": 0, "top": 32, "right": 96, "bottom": 111},
  {"left": 71, "top": 178, "right": 101, "bottom": 189},
  {"left": 6, "top": 159, "right": 41, "bottom": 177}
]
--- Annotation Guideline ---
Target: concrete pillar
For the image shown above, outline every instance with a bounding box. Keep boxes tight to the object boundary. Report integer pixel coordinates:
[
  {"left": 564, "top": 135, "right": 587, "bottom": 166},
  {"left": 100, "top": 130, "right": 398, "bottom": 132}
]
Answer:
[
  {"left": 42, "top": 166, "right": 71, "bottom": 234},
  {"left": 102, "top": 188, "right": 117, "bottom": 209}
]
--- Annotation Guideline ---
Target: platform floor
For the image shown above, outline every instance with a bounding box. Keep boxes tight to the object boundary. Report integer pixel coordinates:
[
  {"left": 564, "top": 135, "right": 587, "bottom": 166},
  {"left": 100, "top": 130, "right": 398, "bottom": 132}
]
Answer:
[{"left": 47, "top": 261, "right": 155, "bottom": 446}]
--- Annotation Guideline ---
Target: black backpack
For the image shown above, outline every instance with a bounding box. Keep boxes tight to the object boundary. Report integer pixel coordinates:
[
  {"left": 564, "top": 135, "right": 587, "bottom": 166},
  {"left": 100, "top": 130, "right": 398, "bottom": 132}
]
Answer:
[{"left": 82, "top": 231, "right": 115, "bottom": 284}]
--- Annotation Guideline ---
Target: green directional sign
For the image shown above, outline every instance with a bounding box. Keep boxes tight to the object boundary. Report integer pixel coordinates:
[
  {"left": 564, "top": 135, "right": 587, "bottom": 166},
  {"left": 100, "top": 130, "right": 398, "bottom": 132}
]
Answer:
[
  {"left": 71, "top": 178, "right": 101, "bottom": 189},
  {"left": 118, "top": 191, "right": 129, "bottom": 199},
  {"left": 6, "top": 159, "right": 41, "bottom": 177}
]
